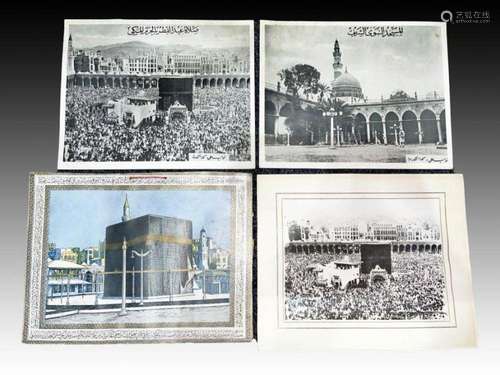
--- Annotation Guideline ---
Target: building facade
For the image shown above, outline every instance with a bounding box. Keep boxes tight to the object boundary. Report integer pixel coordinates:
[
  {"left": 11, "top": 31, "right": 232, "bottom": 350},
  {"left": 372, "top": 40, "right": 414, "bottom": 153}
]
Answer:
[
  {"left": 66, "top": 35, "right": 250, "bottom": 91},
  {"left": 370, "top": 223, "right": 398, "bottom": 241},
  {"left": 290, "top": 221, "right": 440, "bottom": 245},
  {"left": 332, "top": 224, "right": 360, "bottom": 242}
]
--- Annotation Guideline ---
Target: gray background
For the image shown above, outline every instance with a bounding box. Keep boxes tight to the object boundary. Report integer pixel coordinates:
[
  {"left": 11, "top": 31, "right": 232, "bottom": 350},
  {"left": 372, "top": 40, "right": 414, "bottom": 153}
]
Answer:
[{"left": 0, "top": 5, "right": 498, "bottom": 373}]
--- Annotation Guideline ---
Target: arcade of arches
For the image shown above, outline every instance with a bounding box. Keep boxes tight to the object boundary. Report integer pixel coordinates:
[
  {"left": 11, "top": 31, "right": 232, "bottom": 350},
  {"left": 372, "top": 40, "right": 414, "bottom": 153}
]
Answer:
[
  {"left": 194, "top": 76, "right": 250, "bottom": 89},
  {"left": 67, "top": 74, "right": 250, "bottom": 90},
  {"left": 69, "top": 75, "right": 160, "bottom": 89},
  {"left": 351, "top": 109, "right": 447, "bottom": 145},
  {"left": 265, "top": 90, "right": 447, "bottom": 146},
  {"left": 285, "top": 241, "right": 442, "bottom": 255},
  {"left": 265, "top": 99, "right": 323, "bottom": 146}
]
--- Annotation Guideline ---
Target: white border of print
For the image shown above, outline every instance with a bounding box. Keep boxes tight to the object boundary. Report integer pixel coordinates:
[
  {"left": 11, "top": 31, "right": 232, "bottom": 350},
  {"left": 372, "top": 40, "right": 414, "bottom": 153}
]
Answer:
[
  {"left": 258, "top": 174, "right": 476, "bottom": 350},
  {"left": 259, "top": 21, "right": 453, "bottom": 170},
  {"left": 58, "top": 19, "right": 255, "bottom": 170},
  {"left": 23, "top": 172, "right": 253, "bottom": 343}
]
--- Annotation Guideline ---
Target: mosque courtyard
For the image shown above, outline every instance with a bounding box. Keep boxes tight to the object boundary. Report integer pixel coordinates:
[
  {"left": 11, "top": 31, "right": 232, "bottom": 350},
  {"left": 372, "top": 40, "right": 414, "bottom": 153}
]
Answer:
[
  {"left": 265, "top": 143, "right": 448, "bottom": 164},
  {"left": 45, "top": 303, "right": 229, "bottom": 325}
]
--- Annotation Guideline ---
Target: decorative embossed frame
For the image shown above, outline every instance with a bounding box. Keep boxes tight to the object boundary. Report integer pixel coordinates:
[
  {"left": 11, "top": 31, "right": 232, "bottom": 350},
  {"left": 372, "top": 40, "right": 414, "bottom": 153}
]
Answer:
[{"left": 23, "top": 172, "right": 253, "bottom": 343}]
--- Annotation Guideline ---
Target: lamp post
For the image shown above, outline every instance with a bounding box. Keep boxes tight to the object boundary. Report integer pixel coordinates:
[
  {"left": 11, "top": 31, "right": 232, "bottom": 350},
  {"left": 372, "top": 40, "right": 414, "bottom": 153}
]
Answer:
[
  {"left": 94, "top": 270, "right": 99, "bottom": 306},
  {"left": 66, "top": 270, "right": 70, "bottom": 306},
  {"left": 323, "top": 107, "right": 343, "bottom": 148},
  {"left": 323, "top": 111, "right": 335, "bottom": 149},
  {"left": 59, "top": 272, "right": 63, "bottom": 305},
  {"left": 131, "top": 264, "right": 135, "bottom": 303},
  {"left": 118, "top": 237, "right": 128, "bottom": 316},
  {"left": 131, "top": 249, "right": 151, "bottom": 306}
]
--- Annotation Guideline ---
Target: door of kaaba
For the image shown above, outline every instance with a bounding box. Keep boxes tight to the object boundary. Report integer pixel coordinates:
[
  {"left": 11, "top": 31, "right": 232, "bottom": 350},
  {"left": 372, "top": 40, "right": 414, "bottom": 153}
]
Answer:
[
  {"left": 360, "top": 243, "right": 392, "bottom": 274},
  {"left": 158, "top": 77, "right": 193, "bottom": 111}
]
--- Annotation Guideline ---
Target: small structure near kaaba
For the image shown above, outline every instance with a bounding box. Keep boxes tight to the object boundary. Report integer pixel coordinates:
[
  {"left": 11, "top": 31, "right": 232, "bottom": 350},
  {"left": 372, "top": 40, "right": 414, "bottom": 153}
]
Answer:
[
  {"left": 168, "top": 101, "right": 189, "bottom": 122},
  {"left": 360, "top": 242, "right": 392, "bottom": 274},
  {"left": 369, "top": 265, "right": 389, "bottom": 286},
  {"left": 312, "top": 255, "right": 362, "bottom": 291},
  {"left": 158, "top": 77, "right": 193, "bottom": 111},
  {"left": 108, "top": 96, "right": 159, "bottom": 128},
  {"left": 103, "top": 196, "right": 194, "bottom": 298}
]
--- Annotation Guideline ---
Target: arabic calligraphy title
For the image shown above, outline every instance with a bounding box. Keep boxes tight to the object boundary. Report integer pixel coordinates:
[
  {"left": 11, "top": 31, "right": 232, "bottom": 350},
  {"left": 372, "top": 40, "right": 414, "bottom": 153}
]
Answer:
[
  {"left": 347, "top": 26, "right": 404, "bottom": 38},
  {"left": 128, "top": 25, "right": 200, "bottom": 36}
]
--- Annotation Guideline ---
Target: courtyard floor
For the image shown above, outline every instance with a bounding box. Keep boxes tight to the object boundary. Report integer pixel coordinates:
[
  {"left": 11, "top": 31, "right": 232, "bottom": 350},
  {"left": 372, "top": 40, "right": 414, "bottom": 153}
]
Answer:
[
  {"left": 265, "top": 144, "right": 448, "bottom": 163},
  {"left": 45, "top": 303, "right": 229, "bottom": 325}
]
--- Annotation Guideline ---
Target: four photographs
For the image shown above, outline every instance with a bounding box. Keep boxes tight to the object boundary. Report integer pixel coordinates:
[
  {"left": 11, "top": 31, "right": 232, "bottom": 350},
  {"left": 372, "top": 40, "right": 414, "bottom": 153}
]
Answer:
[
  {"left": 24, "top": 20, "right": 472, "bottom": 348},
  {"left": 23, "top": 173, "right": 253, "bottom": 343},
  {"left": 260, "top": 21, "right": 453, "bottom": 169}
]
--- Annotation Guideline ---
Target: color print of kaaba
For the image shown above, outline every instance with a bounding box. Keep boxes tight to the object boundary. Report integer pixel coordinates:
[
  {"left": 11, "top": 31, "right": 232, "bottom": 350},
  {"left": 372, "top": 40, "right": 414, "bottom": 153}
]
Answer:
[{"left": 44, "top": 188, "right": 233, "bottom": 327}]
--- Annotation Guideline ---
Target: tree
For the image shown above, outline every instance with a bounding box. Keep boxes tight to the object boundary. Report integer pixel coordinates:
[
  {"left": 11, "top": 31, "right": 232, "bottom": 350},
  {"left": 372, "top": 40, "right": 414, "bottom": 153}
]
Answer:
[
  {"left": 288, "top": 222, "right": 302, "bottom": 242},
  {"left": 319, "top": 93, "right": 347, "bottom": 114},
  {"left": 278, "top": 64, "right": 321, "bottom": 98},
  {"left": 389, "top": 90, "right": 410, "bottom": 101},
  {"left": 75, "top": 248, "right": 86, "bottom": 264},
  {"left": 316, "top": 83, "right": 330, "bottom": 102}
]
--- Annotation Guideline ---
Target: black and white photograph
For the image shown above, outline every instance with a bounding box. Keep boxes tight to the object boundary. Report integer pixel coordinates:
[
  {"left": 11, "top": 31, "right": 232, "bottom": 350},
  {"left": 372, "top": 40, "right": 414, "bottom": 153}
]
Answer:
[
  {"left": 260, "top": 21, "right": 453, "bottom": 169},
  {"left": 23, "top": 173, "right": 253, "bottom": 343},
  {"left": 58, "top": 19, "right": 254, "bottom": 170},
  {"left": 283, "top": 198, "right": 449, "bottom": 322},
  {"left": 258, "top": 174, "right": 476, "bottom": 350}
]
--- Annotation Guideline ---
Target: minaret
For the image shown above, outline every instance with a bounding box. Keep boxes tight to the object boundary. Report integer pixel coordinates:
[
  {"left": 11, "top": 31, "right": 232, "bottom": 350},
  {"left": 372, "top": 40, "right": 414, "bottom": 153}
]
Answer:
[
  {"left": 333, "top": 39, "right": 343, "bottom": 80},
  {"left": 122, "top": 194, "right": 131, "bottom": 222},
  {"left": 68, "top": 34, "right": 73, "bottom": 56},
  {"left": 200, "top": 228, "right": 209, "bottom": 270},
  {"left": 67, "top": 34, "right": 75, "bottom": 75}
]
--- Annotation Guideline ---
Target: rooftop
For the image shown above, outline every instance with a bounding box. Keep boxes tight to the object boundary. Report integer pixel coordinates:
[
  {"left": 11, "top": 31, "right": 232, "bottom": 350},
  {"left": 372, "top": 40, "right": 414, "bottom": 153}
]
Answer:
[{"left": 48, "top": 260, "right": 85, "bottom": 270}]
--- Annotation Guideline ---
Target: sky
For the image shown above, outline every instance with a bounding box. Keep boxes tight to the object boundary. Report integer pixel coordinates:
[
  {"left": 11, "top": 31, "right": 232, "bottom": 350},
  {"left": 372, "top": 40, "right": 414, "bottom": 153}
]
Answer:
[
  {"left": 283, "top": 198, "right": 441, "bottom": 231},
  {"left": 68, "top": 22, "right": 250, "bottom": 50},
  {"left": 265, "top": 24, "right": 446, "bottom": 100},
  {"left": 47, "top": 189, "right": 232, "bottom": 250}
]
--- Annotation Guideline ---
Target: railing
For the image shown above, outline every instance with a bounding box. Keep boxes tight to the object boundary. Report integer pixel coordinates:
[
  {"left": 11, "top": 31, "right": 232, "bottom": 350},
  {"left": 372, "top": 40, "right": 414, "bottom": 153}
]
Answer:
[
  {"left": 265, "top": 82, "right": 444, "bottom": 106},
  {"left": 46, "top": 268, "right": 230, "bottom": 307},
  {"left": 350, "top": 96, "right": 445, "bottom": 106}
]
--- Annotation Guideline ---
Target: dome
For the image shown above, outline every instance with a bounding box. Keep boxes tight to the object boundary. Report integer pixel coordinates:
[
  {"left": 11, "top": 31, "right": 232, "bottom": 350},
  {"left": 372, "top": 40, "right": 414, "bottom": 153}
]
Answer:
[
  {"left": 332, "top": 72, "right": 362, "bottom": 90},
  {"left": 331, "top": 70, "right": 363, "bottom": 100}
]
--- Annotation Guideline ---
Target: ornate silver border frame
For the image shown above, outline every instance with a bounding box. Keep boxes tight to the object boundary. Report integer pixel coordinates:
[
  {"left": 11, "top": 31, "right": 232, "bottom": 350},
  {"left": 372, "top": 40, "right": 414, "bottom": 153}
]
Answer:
[{"left": 23, "top": 172, "right": 253, "bottom": 343}]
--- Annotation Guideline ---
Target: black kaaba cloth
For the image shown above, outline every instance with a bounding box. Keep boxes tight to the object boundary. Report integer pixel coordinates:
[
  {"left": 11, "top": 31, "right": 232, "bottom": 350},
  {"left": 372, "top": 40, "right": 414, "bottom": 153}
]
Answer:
[
  {"left": 158, "top": 77, "right": 193, "bottom": 111},
  {"left": 103, "top": 214, "right": 193, "bottom": 298},
  {"left": 360, "top": 243, "right": 392, "bottom": 274}
]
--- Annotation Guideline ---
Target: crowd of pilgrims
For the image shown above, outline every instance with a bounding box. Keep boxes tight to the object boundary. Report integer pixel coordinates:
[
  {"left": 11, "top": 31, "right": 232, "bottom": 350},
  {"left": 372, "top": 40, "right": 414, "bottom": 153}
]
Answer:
[
  {"left": 285, "top": 251, "right": 447, "bottom": 321},
  {"left": 63, "top": 86, "right": 251, "bottom": 162}
]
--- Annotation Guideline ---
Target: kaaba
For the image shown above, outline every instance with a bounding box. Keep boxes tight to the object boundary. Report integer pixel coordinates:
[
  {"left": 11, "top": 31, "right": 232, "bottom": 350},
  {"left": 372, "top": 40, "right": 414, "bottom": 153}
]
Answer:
[
  {"left": 103, "top": 214, "right": 193, "bottom": 298},
  {"left": 158, "top": 77, "right": 193, "bottom": 111},
  {"left": 360, "top": 243, "right": 392, "bottom": 274}
]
